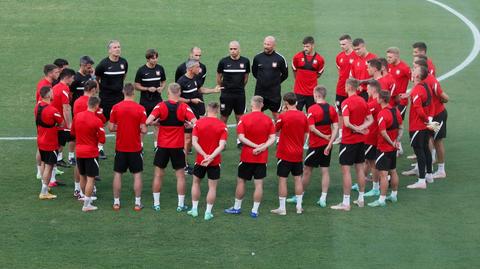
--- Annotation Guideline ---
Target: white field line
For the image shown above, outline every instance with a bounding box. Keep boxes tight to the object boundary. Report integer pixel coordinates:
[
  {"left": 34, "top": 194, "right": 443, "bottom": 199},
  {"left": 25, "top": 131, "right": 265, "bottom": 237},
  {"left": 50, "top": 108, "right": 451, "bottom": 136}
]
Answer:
[{"left": 1, "top": 0, "right": 478, "bottom": 141}]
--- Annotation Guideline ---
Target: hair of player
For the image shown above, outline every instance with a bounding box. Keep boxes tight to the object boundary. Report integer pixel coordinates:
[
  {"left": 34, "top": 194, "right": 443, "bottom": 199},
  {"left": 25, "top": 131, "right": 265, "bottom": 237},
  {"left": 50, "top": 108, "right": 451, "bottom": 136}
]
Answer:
[
  {"left": 378, "top": 57, "right": 388, "bottom": 69},
  {"left": 303, "top": 36, "right": 315, "bottom": 45},
  {"left": 88, "top": 96, "right": 101, "bottom": 108},
  {"left": 412, "top": 42, "right": 427, "bottom": 52},
  {"left": 314, "top": 85, "right": 327, "bottom": 98},
  {"left": 107, "top": 40, "right": 120, "bottom": 50},
  {"left": 59, "top": 68, "right": 76, "bottom": 80},
  {"left": 283, "top": 92, "right": 297, "bottom": 106},
  {"left": 207, "top": 102, "right": 220, "bottom": 111},
  {"left": 53, "top": 58, "right": 69, "bottom": 68},
  {"left": 264, "top": 35, "right": 276, "bottom": 44},
  {"left": 40, "top": 86, "right": 52, "bottom": 99},
  {"left": 168, "top": 83, "right": 181, "bottom": 95},
  {"left": 414, "top": 59, "right": 428, "bottom": 69},
  {"left": 339, "top": 34, "right": 352, "bottom": 41},
  {"left": 43, "top": 64, "right": 58, "bottom": 76},
  {"left": 80, "top": 55, "right": 94, "bottom": 65},
  {"left": 386, "top": 47, "right": 400, "bottom": 55},
  {"left": 251, "top": 95, "right": 264, "bottom": 108},
  {"left": 367, "top": 79, "right": 382, "bottom": 93},
  {"left": 346, "top": 78, "right": 359, "bottom": 89},
  {"left": 368, "top": 58, "right": 382, "bottom": 71},
  {"left": 84, "top": 80, "right": 97, "bottom": 92},
  {"left": 352, "top": 38, "right": 365, "bottom": 47},
  {"left": 190, "top": 46, "right": 201, "bottom": 53},
  {"left": 417, "top": 66, "right": 429, "bottom": 80},
  {"left": 229, "top": 40, "right": 240, "bottom": 48},
  {"left": 186, "top": 59, "right": 199, "bottom": 69},
  {"left": 415, "top": 54, "right": 428, "bottom": 61},
  {"left": 378, "top": 89, "right": 391, "bottom": 103},
  {"left": 145, "top": 49, "right": 158, "bottom": 59},
  {"left": 123, "top": 83, "right": 135, "bottom": 96}
]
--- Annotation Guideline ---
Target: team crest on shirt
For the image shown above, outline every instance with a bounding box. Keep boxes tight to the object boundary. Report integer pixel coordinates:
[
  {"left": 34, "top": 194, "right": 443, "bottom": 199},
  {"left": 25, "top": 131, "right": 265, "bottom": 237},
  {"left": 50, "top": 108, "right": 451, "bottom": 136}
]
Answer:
[
  {"left": 156, "top": 71, "right": 160, "bottom": 76},
  {"left": 272, "top": 62, "right": 277, "bottom": 68},
  {"left": 301, "top": 58, "right": 305, "bottom": 62},
  {"left": 349, "top": 59, "right": 354, "bottom": 64},
  {"left": 120, "top": 64, "right": 124, "bottom": 69},
  {"left": 340, "top": 58, "right": 344, "bottom": 63},
  {"left": 396, "top": 70, "right": 401, "bottom": 75},
  {"left": 240, "top": 63, "right": 244, "bottom": 68},
  {"left": 313, "top": 60, "right": 317, "bottom": 64}
]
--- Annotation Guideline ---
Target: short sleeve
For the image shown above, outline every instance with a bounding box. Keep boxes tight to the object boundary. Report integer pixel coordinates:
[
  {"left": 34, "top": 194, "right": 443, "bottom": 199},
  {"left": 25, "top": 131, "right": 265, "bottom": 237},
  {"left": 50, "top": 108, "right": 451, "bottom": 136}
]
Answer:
[{"left": 134, "top": 66, "right": 142, "bottom": 83}]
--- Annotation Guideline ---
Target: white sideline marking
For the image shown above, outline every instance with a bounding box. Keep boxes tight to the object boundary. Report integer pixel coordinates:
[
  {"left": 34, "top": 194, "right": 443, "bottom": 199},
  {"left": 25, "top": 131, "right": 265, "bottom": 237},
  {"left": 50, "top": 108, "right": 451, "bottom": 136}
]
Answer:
[{"left": 1, "top": 0, "right": 479, "bottom": 141}]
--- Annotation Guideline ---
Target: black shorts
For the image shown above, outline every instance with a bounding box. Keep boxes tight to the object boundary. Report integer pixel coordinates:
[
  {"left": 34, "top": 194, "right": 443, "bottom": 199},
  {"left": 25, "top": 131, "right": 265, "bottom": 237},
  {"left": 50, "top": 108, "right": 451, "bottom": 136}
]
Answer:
[
  {"left": 238, "top": 162, "right": 267, "bottom": 180},
  {"left": 410, "top": 130, "right": 430, "bottom": 148},
  {"left": 114, "top": 151, "right": 143, "bottom": 173},
  {"left": 277, "top": 159, "right": 303, "bottom": 177},
  {"left": 188, "top": 103, "right": 206, "bottom": 119},
  {"left": 339, "top": 143, "right": 365, "bottom": 166},
  {"left": 335, "top": 95, "right": 347, "bottom": 115},
  {"left": 397, "top": 104, "right": 408, "bottom": 119},
  {"left": 77, "top": 157, "right": 99, "bottom": 177},
  {"left": 295, "top": 94, "right": 315, "bottom": 112},
  {"left": 58, "top": 130, "right": 72, "bottom": 147},
  {"left": 193, "top": 164, "right": 220, "bottom": 180},
  {"left": 433, "top": 109, "right": 447, "bottom": 140},
  {"left": 364, "top": 144, "right": 377, "bottom": 161},
  {"left": 220, "top": 94, "right": 246, "bottom": 117},
  {"left": 261, "top": 97, "right": 282, "bottom": 113},
  {"left": 304, "top": 146, "right": 331, "bottom": 168},
  {"left": 100, "top": 95, "right": 123, "bottom": 121},
  {"left": 375, "top": 150, "right": 397, "bottom": 171},
  {"left": 358, "top": 91, "right": 368, "bottom": 102},
  {"left": 153, "top": 147, "right": 185, "bottom": 170},
  {"left": 39, "top": 150, "right": 57, "bottom": 165},
  {"left": 141, "top": 101, "right": 159, "bottom": 116}
]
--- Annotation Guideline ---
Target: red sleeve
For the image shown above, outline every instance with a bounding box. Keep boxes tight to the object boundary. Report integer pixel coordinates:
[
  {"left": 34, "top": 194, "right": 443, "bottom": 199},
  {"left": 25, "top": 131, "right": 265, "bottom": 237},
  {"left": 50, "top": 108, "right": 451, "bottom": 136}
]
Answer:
[
  {"left": 292, "top": 54, "right": 299, "bottom": 70},
  {"left": 396, "top": 108, "right": 403, "bottom": 126},
  {"left": 330, "top": 106, "right": 338, "bottom": 123},
  {"left": 53, "top": 108, "right": 64, "bottom": 125},
  {"left": 61, "top": 90, "right": 69, "bottom": 105},
  {"left": 192, "top": 122, "right": 199, "bottom": 137},
  {"left": 335, "top": 54, "right": 340, "bottom": 69},
  {"left": 341, "top": 101, "right": 350, "bottom": 117},
  {"left": 377, "top": 111, "right": 388, "bottom": 131},
  {"left": 220, "top": 124, "right": 228, "bottom": 140},
  {"left": 97, "top": 123, "right": 106, "bottom": 144},
  {"left": 140, "top": 107, "right": 147, "bottom": 124},
  {"left": 275, "top": 114, "right": 284, "bottom": 132},
  {"left": 433, "top": 81, "right": 444, "bottom": 97},
  {"left": 412, "top": 89, "right": 428, "bottom": 122},
  {"left": 307, "top": 107, "right": 315, "bottom": 126},
  {"left": 150, "top": 103, "right": 163, "bottom": 119},
  {"left": 96, "top": 109, "right": 106, "bottom": 124},
  {"left": 109, "top": 106, "right": 117, "bottom": 124},
  {"left": 237, "top": 116, "right": 245, "bottom": 134},
  {"left": 404, "top": 65, "right": 412, "bottom": 81},
  {"left": 317, "top": 55, "right": 325, "bottom": 74},
  {"left": 268, "top": 120, "right": 275, "bottom": 135}
]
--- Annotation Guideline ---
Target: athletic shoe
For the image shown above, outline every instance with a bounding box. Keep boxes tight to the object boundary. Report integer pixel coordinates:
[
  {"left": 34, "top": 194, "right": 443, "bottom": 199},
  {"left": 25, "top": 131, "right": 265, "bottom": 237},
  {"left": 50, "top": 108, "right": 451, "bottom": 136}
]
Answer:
[
  {"left": 316, "top": 199, "right": 326, "bottom": 208},
  {"left": 184, "top": 165, "right": 193, "bottom": 175},
  {"left": 286, "top": 195, "right": 297, "bottom": 204},
  {"left": 36, "top": 174, "right": 42, "bottom": 180},
  {"left": 134, "top": 204, "right": 144, "bottom": 212},
  {"left": 78, "top": 196, "right": 97, "bottom": 201},
  {"left": 250, "top": 212, "right": 258, "bottom": 218},
  {"left": 55, "top": 169, "right": 64, "bottom": 175},
  {"left": 296, "top": 207, "right": 304, "bottom": 214},
  {"left": 406, "top": 181, "right": 427, "bottom": 189},
  {"left": 204, "top": 212, "right": 214, "bottom": 221},
  {"left": 351, "top": 183, "right": 359, "bottom": 191},
  {"left": 330, "top": 203, "right": 350, "bottom": 211},
  {"left": 368, "top": 200, "right": 386, "bottom": 207},
  {"left": 187, "top": 209, "right": 198, "bottom": 217},
  {"left": 57, "top": 160, "right": 70, "bottom": 168},
  {"left": 433, "top": 171, "right": 447, "bottom": 179},
  {"left": 82, "top": 205, "right": 98, "bottom": 212},
  {"left": 73, "top": 190, "right": 81, "bottom": 198},
  {"left": 402, "top": 167, "right": 419, "bottom": 176},
  {"left": 68, "top": 158, "right": 76, "bottom": 166},
  {"left": 39, "top": 192, "right": 57, "bottom": 200},
  {"left": 406, "top": 154, "right": 417, "bottom": 160},
  {"left": 224, "top": 207, "right": 241, "bottom": 214},
  {"left": 353, "top": 199, "right": 364, "bottom": 207},
  {"left": 112, "top": 204, "right": 121, "bottom": 211},
  {"left": 426, "top": 174, "right": 434, "bottom": 184},
  {"left": 364, "top": 188, "right": 380, "bottom": 197},
  {"left": 386, "top": 195, "right": 398, "bottom": 203},
  {"left": 48, "top": 181, "right": 58, "bottom": 187},
  {"left": 98, "top": 149, "right": 107, "bottom": 160},
  {"left": 152, "top": 205, "right": 160, "bottom": 212},
  {"left": 176, "top": 205, "right": 189, "bottom": 212},
  {"left": 270, "top": 208, "right": 287, "bottom": 216}
]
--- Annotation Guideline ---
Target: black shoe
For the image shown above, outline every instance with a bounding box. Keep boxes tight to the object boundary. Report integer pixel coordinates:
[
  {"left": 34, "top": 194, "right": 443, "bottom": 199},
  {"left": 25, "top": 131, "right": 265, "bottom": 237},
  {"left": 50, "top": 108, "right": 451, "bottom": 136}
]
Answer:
[
  {"left": 57, "top": 160, "right": 70, "bottom": 168},
  {"left": 184, "top": 165, "right": 193, "bottom": 175},
  {"left": 68, "top": 158, "right": 76, "bottom": 166},
  {"left": 99, "top": 149, "right": 107, "bottom": 160}
]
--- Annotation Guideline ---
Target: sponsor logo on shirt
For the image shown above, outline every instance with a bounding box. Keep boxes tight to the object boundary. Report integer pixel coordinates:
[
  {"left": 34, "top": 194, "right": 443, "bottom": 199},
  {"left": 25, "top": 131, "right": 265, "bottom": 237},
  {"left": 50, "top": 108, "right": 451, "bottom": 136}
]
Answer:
[
  {"left": 396, "top": 70, "right": 401, "bottom": 75},
  {"left": 313, "top": 60, "right": 318, "bottom": 64},
  {"left": 349, "top": 59, "right": 354, "bottom": 64}
]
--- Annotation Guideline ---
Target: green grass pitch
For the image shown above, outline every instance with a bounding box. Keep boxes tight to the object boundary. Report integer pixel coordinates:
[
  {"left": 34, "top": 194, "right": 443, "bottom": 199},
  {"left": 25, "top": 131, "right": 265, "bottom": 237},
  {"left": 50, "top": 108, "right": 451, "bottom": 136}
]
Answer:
[{"left": 0, "top": 0, "right": 479, "bottom": 268}]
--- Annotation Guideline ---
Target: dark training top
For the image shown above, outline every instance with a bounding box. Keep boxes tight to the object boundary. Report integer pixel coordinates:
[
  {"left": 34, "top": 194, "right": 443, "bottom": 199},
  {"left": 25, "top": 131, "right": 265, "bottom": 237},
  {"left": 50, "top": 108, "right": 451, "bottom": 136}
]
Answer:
[
  {"left": 217, "top": 56, "right": 250, "bottom": 95},
  {"left": 95, "top": 57, "right": 128, "bottom": 103},
  {"left": 252, "top": 51, "right": 288, "bottom": 100}
]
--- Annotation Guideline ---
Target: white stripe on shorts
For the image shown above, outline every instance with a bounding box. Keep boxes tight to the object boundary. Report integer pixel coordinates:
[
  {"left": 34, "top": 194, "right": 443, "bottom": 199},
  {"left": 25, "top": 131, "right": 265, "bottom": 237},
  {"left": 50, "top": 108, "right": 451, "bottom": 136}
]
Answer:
[
  {"left": 304, "top": 150, "right": 315, "bottom": 162},
  {"left": 375, "top": 152, "right": 385, "bottom": 165},
  {"left": 410, "top": 130, "right": 419, "bottom": 146},
  {"left": 364, "top": 145, "right": 373, "bottom": 156},
  {"left": 339, "top": 147, "right": 346, "bottom": 158}
]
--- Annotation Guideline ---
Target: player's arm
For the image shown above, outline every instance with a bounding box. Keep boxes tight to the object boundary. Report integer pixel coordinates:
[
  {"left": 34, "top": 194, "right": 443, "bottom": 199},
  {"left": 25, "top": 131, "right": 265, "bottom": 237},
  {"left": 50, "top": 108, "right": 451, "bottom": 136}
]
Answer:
[
  {"left": 206, "top": 139, "right": 227, "bottom": 161},
  {"left": 380, "top": 129, "right": 397, "bottom": 148},
  {"left": 238, "top": 134, "right": 260, "bottom": 148},
  {"left": 291, "top": 58, "right": 297, "bottom": 78},
  {"left": 440, "top": 91, "right": 449, "bottom": 103},
  {"left": 251, "top": 57, "right": 258, "bottom": 79},
  {"left": 280, "top": 57, "right": 288, "bottom": 82},
  {"left": 140, "top": 123, "right": 147, "bottom": 134},
  {"left": 199, "top": 85, "right": 223, "bottom": 94},
  {"left": 192, "top": 135, "right": 207, "bottom": 157},
  {"left": 135, "top": 82, "right": 155, "bottom": 92},
  {"left": 309, "top": 124, "right": 330, "bottom": 140},
  {"left": 253, "top": 133, "right": 276, "bottom": 154},
  {"left": 98, "top": 126, "right": 106, "bottom": 144},
  {"left": 216, "top": 72, "right": 223, "bottom": 86},
  {"left": 358, "top": 114, "right": 374, "bottom": 131},
  {"left": 108, "top": 122, "right": 117, "bottom": 132},
  {"left": 63, "top": 104, "right": 72, "bottom": 129}
]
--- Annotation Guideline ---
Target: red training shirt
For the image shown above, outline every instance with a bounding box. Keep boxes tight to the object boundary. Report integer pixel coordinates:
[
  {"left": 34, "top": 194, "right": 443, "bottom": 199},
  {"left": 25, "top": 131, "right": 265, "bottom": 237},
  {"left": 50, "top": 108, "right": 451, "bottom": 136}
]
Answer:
[
  {"left": 307, "top": 102, "right": 338, "bottom": 147},
  {"left": 276, "top": 110, "right": 309, "bottom": 162},
  {"left": 388, "top": 60, "right": 411, "bottom": 106},
  {"left": 377, "top": 74, "right": 397, "bottom": 106},
  {"left": 409, "top": 82, "right": 435, "bottom": 131},
  {"left": 427, "top": 58, "right": 436, "bottom": 77},
  {"left": 35, "top": 101, "right": 63, "bottom": 151},
  {"left": 237, "top": 111, "right": 275, "bottom": 163},
  {"left": 36, "top": 78, "right": 52, "bottom": 102},
  {"left": 424, "top": 74, "right": 445, "bottom": 115},
  {"left": 377, "top": 106, "right": 403, "bottom": 152},
  {"left": 336, "top": 50, "right": 356, "bottom": 97},
  {"left": 350, "top": 52, "right": 377, "bottom": 92},
  {"left": 193, "top": 117, "right": 228, "bottom": 166},
  {"left": 341, "top": 94, "right": 371, "bottom": 144},
  {"left": 365, "top": 99, "right": 382, "bottom": 146},
  {"left": 71, "top": 110, "right": 106, "bottom": 158},
  {"left": 51, "top": 82, "right": 71, "bottom": 131},
  {"left": 73, "top": 95, "right": 107, "bottom": 123},
  {"left": 292, "top": 51, "right": 325, "bottom": 96},
  {"left": 110, "top": 100, "right": 147, "bottom": 152}
]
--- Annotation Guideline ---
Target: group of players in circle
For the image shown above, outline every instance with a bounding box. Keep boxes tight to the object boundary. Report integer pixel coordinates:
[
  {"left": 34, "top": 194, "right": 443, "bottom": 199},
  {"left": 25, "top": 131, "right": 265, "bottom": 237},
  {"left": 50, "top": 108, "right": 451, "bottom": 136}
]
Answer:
[{"left": 34, "top": 34, "right": 449, "bottom": 219}]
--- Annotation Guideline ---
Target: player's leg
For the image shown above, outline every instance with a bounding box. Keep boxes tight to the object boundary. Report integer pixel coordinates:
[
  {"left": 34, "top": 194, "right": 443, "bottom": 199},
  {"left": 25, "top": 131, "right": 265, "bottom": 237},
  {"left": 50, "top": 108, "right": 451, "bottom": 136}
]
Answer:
[
  {"left": 353, "top": 162, "right": 366, "bottom": 207},
  {"left": 130, "top": 151, "right": 144, "bottom": 211},
  {"left": 112, "top": 172, "right": 122, "bottom": 210},
  {"left": 318, "top": 167, "right": 330, "bottom": 207},
  {"left": 204, "top": 178, "right": 218, "bottom": 220},
  {"left": 433, "top": 138, "right": 446, "bottom": 178},
  {"left": 293, "top": 174, "right": 304, "bottom": 214},
  {"left": 152, "top": 166, "right": 165, "bottom": 210},
  {"left": 331, "top": 164, "right": 352, "bottom": 211},
  {"left": 271, "top": 176, "right": 288, "bottom": 215},
  {"left": 188, "top": 175, "right": 201, "bottom": 218},
  {"left": 82, "top": 158, "right": 99, "bottom": 211}
]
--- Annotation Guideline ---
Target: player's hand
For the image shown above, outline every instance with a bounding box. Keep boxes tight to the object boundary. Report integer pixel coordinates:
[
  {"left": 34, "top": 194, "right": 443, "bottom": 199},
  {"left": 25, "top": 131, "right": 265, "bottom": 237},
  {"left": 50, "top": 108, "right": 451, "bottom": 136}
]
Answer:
[
  {"left": 394, "top": 141, "right": 401, "bottom": 150},
  {"left": 201, "top": 155, "right": 213, "bottom": 166},
  {"left": 148, "top": 87, "right": 157, "bottom": 92},
  {"left": 426, "top": 121, "right": 440, "bottom": 132},
  {"left": 324, "top": 144, "right": 332, "bottom": 155},
  {"left": 191, "top": 98, "right": 203, "bottom": 104},
  {"left": 157, "top": 87, "right": 164, "bottom": 93},
  {"left": 323, "top": 134, "right": 331, "bottom": 140},
  {"left": 399, "top": 93, "right": 410, "bottom": 99},
  {"left": 214, "top": 85, "right": 223, "bottom": 93}
]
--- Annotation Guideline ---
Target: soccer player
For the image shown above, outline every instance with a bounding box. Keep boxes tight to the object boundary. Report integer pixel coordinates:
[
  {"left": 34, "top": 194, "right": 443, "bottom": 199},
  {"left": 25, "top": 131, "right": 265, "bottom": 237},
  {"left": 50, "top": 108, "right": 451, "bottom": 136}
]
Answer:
[
  {"left": 368, "top": 90, "right": 402, "bottom": 207},
  {"left": 146, "top": 83, "right": 197, "bottom": 212},
  {"left": 134, "top": 48, "right": 166, "bottom": 149},
  {"left": 109, "top": 83, "right": 148, "bottom": 211},
  {"left": 377, "top": 58, "right": 397, "bottom": 102},
  {"left": 216, "top": 40, "right": 250, "bottom": 148},
  {"left": 188, "top": 102, "right": 228, "bottom": 220},
  {"left": 412, "top": 42, "right": 436, "bottom": 76},
  {"left": 52, "top": 58, "right": 69, "bottom": 86},
  {"left": 287, "top": 85, "right": 338, "bottom": 207},
  {"left": 71, "top": 96, "right": 106, "bottom": 211},
  {"left": 406, "top": 66, "right": 436, "bottom": 189},
  {"left": 271, "top": 92, "right": 309, "bottom": 215},
  {"left": 331, "top": 78, "right": 373, "bottom": 211},
  {"left": 334, "top": 34, "right": 356, "bottom": 144},
  {"left": 224, "top": 96, "right": 276, "bottom": 218},
  {"left": 350, "top": 38, "right": 377, "bottom": 101},
  {"left": 175, "top": 47, "right": 207, "bottom": 87},
  {"left": 386, "top": 47, "right": 411, "bottom": 117},
  {"left": 51, "top": 68, "right": 76, "bottom": 169},
  {"left": 35, "top": 86, "right": 64, "bottom": 200},
  {"left": 252, "top": 36, "right": 288, "bottom": 121},
  {"left": 69, "top": 56, "right": 95, "bottom": 165},
  {"left": 292, "top": 36, "right": 325, "bottom": 112},
  {"left": 177, "top": 59, "right": 221, "bottom": 174}
]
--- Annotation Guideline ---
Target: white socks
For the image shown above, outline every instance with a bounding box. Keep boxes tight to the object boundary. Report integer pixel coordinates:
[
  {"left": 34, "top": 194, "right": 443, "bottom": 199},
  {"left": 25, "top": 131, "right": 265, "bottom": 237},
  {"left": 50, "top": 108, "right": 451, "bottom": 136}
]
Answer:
[
  {"left": 68, "top": 152, "right": 75, "bottom": 160},
  {"left": 295, "top": 195, "right": 303, "bottom": 209},
  {"left": 342, "top": 194, "right": 350, "bottom": 206},
  {"left": 50, "top": 167, "right": 56, "bottom": 182},
  {"left": 320, "top": 192, "right": 327, "bottom": 202},
  {"left": 390, "top": 191, "right": 398, "bottom": 198},
  {"left": 372, "top": 182, "right": 380, "bottom": 191},
  {"left": 114, "top": 198, "right": 120, "bottom": 205},
  {"left": 418, "top": 178, "right": 426, "bottom": 184},
  {"left": 192, "top": 200, "right": 199, "bottom": 211},
  {"left": 234, "top": 198, "right": 242, "bottom": 210},
  {"left": 358, "top": 192, "right": 364, "bottom": 202},
  {"left": 153, "top": 192, "right": 160, "bottom": 206},
  {"left": 74, "top": 182, "right": 80, "bottom": 191},
  {"left": 178, "top": 195, "right": 185, "bottom": 207},
  {"left": 154, "top": 141, "right": 158, "bottom": 148},
  {"left": 206, "top": 203, "right": 213, "bottom": 214},
  {"left": 57, "top": 152, "right": 63, "bottom": 162},
  {"left": 279, "top": 197, "right": 286, "bottom": 210},
  {"left": 379, "top": 195, "right": 386, "bottom": 203},
  {"left": 437, "top": 163, "right": 445, "bottom": 173},
  {"left": 252, "top": 202, "right": 260, "bottom": 214},
  {"left": 41, "top": 184, "right": 48, "bottom": 194},
  {"left": 135, "top": 197, "right": 141, "bottom": 205}
]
